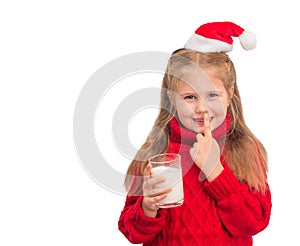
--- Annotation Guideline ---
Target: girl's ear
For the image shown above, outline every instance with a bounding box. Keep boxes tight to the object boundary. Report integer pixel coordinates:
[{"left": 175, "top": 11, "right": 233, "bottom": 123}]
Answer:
[{"left": 227, "top": 85, "right": 234, "bottom": 106}]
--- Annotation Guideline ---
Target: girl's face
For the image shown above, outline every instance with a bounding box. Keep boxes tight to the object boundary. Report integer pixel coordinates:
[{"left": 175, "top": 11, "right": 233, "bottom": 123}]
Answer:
[{"left": 169, "top": 68, "right": 234, "bottom": 134}]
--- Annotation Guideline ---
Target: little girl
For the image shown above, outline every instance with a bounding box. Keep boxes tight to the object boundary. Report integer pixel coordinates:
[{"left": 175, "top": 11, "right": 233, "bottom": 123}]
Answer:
[{"left": 118, "top": 22, "right": 271, "bottom": 246}]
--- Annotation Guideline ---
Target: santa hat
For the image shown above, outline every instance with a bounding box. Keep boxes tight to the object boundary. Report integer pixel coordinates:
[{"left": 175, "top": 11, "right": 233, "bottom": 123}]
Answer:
[{"left": 184, "top": 21, "right": 256, "bottom": 53}]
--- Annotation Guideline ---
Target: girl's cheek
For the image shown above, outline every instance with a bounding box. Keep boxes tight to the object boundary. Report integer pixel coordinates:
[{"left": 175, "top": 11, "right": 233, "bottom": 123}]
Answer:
[
  {"left": 179, "top": 101, "right": 195, "bottom": 114},
  {"left": 205, "top": 99, "right": 227, "bottom": 114}
]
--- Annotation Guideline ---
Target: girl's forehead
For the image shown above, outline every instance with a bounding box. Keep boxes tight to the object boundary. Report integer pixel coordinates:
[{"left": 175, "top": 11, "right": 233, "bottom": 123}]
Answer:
[{"left": 175, "top": 72, "right": 225, "bottom": 93}]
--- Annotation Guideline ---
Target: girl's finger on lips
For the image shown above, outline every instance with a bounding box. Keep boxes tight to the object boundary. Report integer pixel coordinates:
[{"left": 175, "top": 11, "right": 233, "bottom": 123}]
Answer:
[{"left": 204, "top": 113, "right": 212, "bottom": 137}]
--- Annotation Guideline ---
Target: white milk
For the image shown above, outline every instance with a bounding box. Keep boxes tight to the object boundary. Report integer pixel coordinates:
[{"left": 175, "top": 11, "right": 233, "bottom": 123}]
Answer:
[{"left": 151, "top": 166, "right": 184, "bottom": 208}]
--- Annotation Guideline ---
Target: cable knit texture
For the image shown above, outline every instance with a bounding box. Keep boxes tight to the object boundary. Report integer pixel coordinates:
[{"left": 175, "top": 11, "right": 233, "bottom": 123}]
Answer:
[{"left": 118, "top": 115, "right": 272, "bottom": 245}]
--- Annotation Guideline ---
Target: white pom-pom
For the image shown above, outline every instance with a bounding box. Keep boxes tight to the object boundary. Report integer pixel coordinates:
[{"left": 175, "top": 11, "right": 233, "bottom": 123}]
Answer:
[{"left": 239, "top": 30, "right": 256, "bottom": 50}]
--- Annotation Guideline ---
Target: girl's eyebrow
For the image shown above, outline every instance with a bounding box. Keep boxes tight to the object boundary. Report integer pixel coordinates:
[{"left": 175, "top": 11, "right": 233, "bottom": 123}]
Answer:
[
  {"left": 178, "top": 92, "right": 198, "bottom": 97},
  {"left": 207, "top": 90, "right": 223, "bottom": 94},
  {"left": 179, "top": 90, "right": 223, "bottom": 96}
]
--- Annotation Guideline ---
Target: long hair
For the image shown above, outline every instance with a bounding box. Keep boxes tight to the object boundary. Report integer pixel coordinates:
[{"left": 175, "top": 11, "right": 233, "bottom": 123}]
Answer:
[{"left": 124, "top": 49, "right": 268, "bottom": 195}]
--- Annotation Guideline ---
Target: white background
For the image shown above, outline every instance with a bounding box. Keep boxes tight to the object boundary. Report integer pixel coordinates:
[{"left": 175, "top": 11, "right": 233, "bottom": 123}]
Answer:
[{"left": 1, "top": 0, "right": 299, "bottom": 245}]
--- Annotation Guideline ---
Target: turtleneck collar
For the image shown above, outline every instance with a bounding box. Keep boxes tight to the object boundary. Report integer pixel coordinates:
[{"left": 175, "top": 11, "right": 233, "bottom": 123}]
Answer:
[{"left": 169, "top": 114, "right": 231, "bottom": 147}]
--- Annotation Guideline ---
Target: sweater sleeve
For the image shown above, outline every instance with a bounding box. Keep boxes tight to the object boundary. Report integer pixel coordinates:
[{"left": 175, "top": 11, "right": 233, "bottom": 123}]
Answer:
[
  {"left": 204, "top": 164, "right": 272, "bottom": 237},
  {"left": 118, "top": 195, "right": 168, "bottom": 244}
]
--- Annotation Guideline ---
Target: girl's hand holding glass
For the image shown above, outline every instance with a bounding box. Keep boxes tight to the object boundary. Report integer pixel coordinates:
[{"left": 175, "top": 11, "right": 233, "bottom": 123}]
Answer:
[
  {"left": 142, "top": 164, "right": 172, "bottom": 218},
  {"left": 190, "top": 113, "right": 224, "bottom": 181}
]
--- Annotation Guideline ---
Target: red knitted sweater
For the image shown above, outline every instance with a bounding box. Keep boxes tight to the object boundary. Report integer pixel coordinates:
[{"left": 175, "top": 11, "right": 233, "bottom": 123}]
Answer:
[{"left": 118, "top": 115, "right": 272, "bottom": 245}]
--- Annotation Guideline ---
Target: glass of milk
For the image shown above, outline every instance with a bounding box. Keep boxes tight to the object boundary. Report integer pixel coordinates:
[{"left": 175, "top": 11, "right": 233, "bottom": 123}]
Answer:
[{"left": 148, "top": 153, "right": 184, "bottom": 208}]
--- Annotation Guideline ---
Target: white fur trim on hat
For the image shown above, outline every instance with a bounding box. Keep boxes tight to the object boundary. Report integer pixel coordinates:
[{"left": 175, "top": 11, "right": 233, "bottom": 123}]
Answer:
[{"left": 184, "top": 34, "right": 233, "bottom": 53}]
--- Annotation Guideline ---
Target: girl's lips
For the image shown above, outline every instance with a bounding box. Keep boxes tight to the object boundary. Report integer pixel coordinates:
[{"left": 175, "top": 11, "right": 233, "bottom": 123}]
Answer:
[
  {"left": 194, "top": 118, "right": 204, "bottom": 122},
  {"left": 193, "top": 117, "right": 213, "bottom": 126}
]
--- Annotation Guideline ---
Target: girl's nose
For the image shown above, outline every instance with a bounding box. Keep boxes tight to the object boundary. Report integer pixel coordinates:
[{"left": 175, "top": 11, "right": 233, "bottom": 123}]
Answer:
[{"left": 195, "top": 99, "right": 207, "bottom": 114}]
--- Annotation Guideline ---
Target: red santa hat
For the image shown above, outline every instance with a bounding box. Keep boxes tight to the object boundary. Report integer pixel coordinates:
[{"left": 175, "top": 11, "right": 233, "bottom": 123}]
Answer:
[{"left": 184, "top": 21, "right": 256, "bottom": 53}]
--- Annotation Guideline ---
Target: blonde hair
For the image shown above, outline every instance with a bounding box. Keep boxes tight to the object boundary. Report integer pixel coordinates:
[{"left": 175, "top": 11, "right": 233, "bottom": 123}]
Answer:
[{"left": 125, "top": 49, "right": 268, "bottom": 195}]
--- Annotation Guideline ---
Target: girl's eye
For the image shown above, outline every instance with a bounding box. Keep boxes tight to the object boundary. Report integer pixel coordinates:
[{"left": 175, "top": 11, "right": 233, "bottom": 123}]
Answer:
[
  {"left": 184, "top": 95, "right": 196, "bottom": 100},
  {"left": 208, "top": 93, "right": 218, "bottom": 98}
]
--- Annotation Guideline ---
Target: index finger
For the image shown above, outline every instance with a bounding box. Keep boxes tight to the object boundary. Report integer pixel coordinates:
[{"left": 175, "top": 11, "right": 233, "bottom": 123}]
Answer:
[{"left": 204, "top": 112, "right": 212, "bottom": 137}]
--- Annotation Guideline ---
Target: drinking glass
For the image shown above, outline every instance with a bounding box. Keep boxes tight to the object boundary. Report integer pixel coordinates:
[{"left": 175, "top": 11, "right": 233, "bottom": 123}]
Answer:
[{"left": 148, "top": 153, "right": 184, "bottom": 208}]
